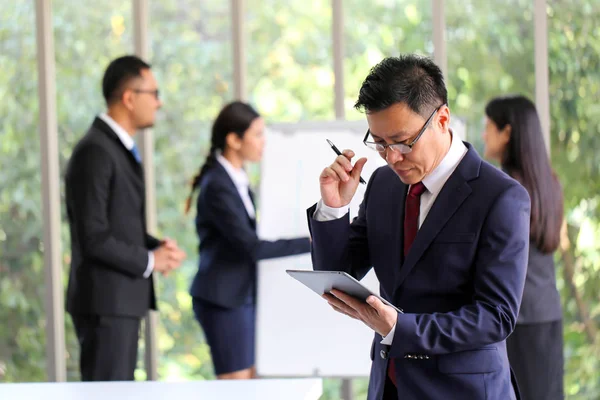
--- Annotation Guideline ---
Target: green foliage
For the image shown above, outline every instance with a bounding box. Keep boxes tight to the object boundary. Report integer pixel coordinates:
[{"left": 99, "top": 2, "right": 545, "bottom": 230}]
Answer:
[
  {"left": 246, "top": 0, "right": 335, "bottom": 121},
  {"left": 0, "top": 1, "right": 598, "bottom": 399},
  {"left": 145, "top": 0, "right": 233, "bottom": 381},
  {"left": 343, "top": 0, "right": 432, "bottom": 121},
  {"left": 445, "top": 0, "right": 536, "bottom": 155},
  {"left": 0, "top": 0, "right": 46, "bottom": 383},
  {"left": 548, "top": 1, "right": 600, "bottom": 397}
]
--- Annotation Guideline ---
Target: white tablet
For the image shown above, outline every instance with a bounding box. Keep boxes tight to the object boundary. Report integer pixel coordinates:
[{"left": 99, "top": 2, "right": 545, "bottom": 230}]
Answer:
[{"left": 286, "top": 269, "right": 403, "bottom": 313}]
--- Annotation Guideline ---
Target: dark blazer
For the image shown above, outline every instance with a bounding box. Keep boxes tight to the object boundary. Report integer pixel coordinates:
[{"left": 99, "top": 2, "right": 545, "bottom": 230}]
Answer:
[
  {"left": 308, "top": 144, "right": 531, "bottom": 400},
  {"left": 190, "top": 162, "right": 311, "bottom": 309},
  {"left": 518, "top": 244, "right": 562, "bottom": 323},
  {"left": 65, "top": 117, "right": 160, "bottom": 318}
]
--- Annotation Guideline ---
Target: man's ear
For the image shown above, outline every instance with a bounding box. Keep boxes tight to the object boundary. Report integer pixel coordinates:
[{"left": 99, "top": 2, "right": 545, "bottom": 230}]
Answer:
[
  {"left": 121, "top": 88, "right": 135, "bottom": 111},
  {"left": 437, "top": 105, "right": 450, "bottom": 132}
]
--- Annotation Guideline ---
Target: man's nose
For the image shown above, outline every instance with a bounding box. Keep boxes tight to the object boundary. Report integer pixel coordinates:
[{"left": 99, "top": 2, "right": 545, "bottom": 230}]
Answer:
[{"left": 385, "top": 147, "right": 404, "bottom": 164}]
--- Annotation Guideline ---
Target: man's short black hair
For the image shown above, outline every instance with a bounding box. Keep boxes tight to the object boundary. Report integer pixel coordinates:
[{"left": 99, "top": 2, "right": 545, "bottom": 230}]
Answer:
[
  {"left": 354, "top": 54, "right": 448, "bottom": 118},
  {"left": 102, "top": 55, "right": 151, "bottom": 105}
]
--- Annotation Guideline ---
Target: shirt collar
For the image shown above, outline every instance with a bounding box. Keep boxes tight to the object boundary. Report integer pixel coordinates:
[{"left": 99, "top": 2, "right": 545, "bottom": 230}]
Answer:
[
  {"left": 421, "top": 132, "right": 468, "bottom": 196},
  {"left": 216, "top": 152, "right": 250, "bottom": 188},
  {"left": 98, "top": 113, "right": 134, "bottom": 150}
]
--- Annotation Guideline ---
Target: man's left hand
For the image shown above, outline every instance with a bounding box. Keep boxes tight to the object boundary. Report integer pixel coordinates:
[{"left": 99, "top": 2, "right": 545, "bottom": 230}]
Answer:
[{"left": 323, "top": 289, "right": 397, "bottom": 337}]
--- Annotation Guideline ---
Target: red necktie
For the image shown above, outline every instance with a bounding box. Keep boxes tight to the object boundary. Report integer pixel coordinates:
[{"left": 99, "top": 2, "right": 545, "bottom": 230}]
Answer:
[
  {"left": 388, "top": 181, "right": 426, "bottom": 386},
  {"left": 404, "top": 182, "right": 427, "bottom": 256}
]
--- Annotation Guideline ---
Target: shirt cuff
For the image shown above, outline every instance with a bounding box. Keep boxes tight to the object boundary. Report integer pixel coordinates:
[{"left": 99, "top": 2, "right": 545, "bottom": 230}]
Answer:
[
  {"left": 380, "top": 323, "right": 396, "bottom": 345},
  {"left": 313, "top": 199, "right": 349, "bottom": 221},
  {"left": 143, "top": 251, "right": 154, "bottom": 278}
]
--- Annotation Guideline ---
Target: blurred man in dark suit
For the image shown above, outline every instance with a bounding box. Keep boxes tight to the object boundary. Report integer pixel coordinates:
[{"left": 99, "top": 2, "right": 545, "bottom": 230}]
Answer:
[{"left": 65, "top": 55, "right": 185, "bottom": 381}]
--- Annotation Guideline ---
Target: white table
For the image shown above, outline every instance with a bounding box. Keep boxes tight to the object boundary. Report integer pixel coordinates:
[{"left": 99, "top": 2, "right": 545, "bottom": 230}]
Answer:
[{"left": 0, "top": 378, "right": 323, "bottom": 400}]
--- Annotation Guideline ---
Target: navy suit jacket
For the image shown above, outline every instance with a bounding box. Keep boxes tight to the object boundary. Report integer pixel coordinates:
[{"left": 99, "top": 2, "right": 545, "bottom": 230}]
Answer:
[
  {"left": 308, "top": 144, "right": 530, "bottom": 400},
  {"left": 190, "top": 162, "right": 311, "bottom": 308}
]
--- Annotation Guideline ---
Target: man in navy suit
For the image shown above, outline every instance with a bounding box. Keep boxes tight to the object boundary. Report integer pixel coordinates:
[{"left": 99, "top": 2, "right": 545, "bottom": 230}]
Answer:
[{"left": 308, "top": 55, "right": 530, "bottom": 399}]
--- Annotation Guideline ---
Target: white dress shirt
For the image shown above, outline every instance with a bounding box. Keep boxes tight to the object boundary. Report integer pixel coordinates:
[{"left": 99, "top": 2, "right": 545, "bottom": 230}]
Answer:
[
  {"left": 216, "top": 153, "right": 256, "bottom": 219},
  {"left": 314, "top": 133, "right": 468, "bottom": 345},
  {"left": 98, "top": 113, "right": 155, "bottom": 279}
]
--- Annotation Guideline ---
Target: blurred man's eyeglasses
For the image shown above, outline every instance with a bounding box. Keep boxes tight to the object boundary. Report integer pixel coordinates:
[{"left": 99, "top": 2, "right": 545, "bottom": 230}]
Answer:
[
  {"left": 132, "top": 89, "right": 160, "bottom": 100},
  {"left": 363, "top": 103, "right": 446, "bottom": 155}
]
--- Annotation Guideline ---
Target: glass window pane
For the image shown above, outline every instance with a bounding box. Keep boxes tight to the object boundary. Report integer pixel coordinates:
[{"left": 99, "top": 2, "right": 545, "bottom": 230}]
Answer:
[
  {"left": 247, "top": 0, "right": 334, "bottom": 121},
  {"left": 149, "top": 0, "right": 233, "bottom": 381},
  {"left": 52, "top": 0, "right": 133, "bottom": 381},
  {"left": 0, "top": 1, "right": 44, "bottom": 382},
  {"left": 446, "top": 0, "right": 535, "bottom": 151},
  {"left": 344, "top": 0, "right": 433, "bottom": 120}
]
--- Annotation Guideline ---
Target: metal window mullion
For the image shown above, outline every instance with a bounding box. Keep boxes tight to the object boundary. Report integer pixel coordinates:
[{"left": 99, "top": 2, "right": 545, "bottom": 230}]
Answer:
[
  {"left": 534, "top": 0, "right": 551, "bottom": 154},
  {"left": 133, "top": 0, "right": 159, "bottom": 381},
  {"left": 432, "top": 0, "right": 447, "bottom": 79},
  {"left": 231, "top": 0, "right": 247, "bottom": 101},
  {"left": 332, "top": 0, "right": 345, "bottom": 120},
  {"left": 35, "top": 0, "right": 66, "bottom": 383}
]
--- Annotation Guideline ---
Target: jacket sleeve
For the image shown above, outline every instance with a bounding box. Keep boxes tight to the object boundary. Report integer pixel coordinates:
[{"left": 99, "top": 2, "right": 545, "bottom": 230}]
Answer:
[
  {"left": 389, "top": 183, "right": 531, "bottom": 357},
  {"left": 66, "top": 145, "right": 149, "bottom": 277},
  {"left": 202, "top": 179, "right": 311, "bottom": 262},
  {"left": 146, "top": 234, "right": 161, "bottom": 250},
  {"left": 306, "top": 168, "right": 379, "bottom": 281}
]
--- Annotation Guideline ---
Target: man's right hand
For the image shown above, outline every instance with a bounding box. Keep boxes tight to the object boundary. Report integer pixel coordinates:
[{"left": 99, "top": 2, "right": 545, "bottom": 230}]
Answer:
[
  {"left": 319, "top": 149, "right": 367, "bottom": 208},
  {"left": 153, "top": 242, "right": 186, "bottom": 276}
]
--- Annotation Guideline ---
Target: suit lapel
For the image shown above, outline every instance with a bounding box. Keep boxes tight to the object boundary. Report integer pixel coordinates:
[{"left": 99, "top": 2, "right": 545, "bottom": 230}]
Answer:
[
  {"left": 248, "top": 188, "right": 257, "bottom": 228},
  {"left": 214, "top": 162, "right": 257, "bottom": 227},
  {"left": 129, "top": 162, "right": 145, "bottom": 194},
  {"left": 92, "top": 117, "right": 145, "bottom": 182},
  {"left": 393, "top": 145, "right": 481, "bottom": 291},
  {"left": 248, "top": 187, "right": 256, "bottom": 208},
  {"left": 390, "top": 180, "right": 408, "bottom": 277}
]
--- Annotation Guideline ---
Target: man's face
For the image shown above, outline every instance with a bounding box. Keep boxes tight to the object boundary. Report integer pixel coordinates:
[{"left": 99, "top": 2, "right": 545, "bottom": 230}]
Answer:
[
  {"left": 127, "top": 68, "right": 162, "bottom": 130},
  {"left": 365, "top": 102, "right": 451, "bottom": 185}
]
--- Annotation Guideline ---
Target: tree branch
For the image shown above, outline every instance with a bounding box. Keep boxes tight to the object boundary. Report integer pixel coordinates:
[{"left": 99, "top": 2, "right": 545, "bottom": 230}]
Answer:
[{"left": 560, "top": 220, "right": 597, "bottom": 344}]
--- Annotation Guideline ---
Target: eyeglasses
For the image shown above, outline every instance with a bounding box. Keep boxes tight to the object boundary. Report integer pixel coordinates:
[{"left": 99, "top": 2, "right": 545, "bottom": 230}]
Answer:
[
  {"left": 363, "top": 103, "right": 446, "bottom": 154},
  {"left": 132, "top": 89, "right": 160, "bottom": 100}
]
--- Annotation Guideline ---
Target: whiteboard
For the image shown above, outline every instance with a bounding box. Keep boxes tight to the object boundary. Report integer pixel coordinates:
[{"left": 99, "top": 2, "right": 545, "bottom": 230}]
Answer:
[{"left": 255, "top": 121, "right": 386, "bottom": 377}]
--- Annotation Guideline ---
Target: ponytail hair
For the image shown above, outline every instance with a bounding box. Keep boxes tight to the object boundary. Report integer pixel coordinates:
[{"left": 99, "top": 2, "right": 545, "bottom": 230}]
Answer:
[
  {"left": 185, "top": 146, "right": 216, "bottom": 214},
  {"left": 184, "top": 101, "right": 260, "bottom": 214}
]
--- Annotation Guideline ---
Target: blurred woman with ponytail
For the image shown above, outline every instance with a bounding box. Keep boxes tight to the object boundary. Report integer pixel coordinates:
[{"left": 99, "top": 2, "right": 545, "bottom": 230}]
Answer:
[{"left": 186, "top": 101, "right": 310, "bottom": 380}]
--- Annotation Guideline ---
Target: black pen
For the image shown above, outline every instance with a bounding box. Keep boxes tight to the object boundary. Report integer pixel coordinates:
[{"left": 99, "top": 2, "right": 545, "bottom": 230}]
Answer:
[{"left": 326, "top": 138, "right": 366, "bottom": 184}]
